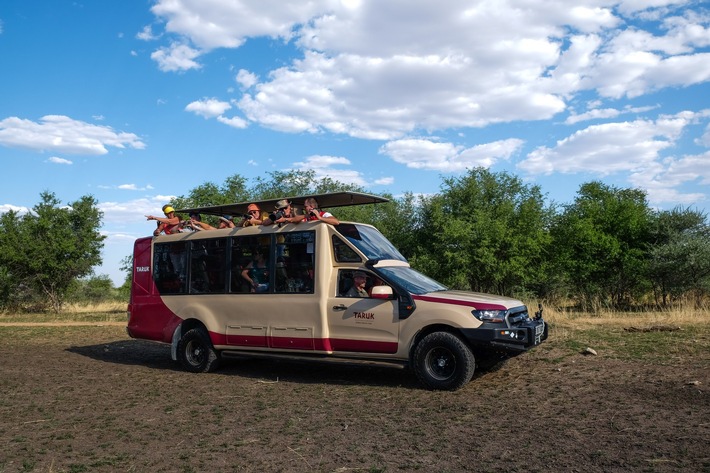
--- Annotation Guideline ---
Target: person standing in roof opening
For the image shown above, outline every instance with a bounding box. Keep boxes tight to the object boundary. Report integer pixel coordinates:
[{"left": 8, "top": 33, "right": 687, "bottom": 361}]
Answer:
[
  {"left": 300, "top": 197, "right": 340, "bottom": 225},
  {"left": 191, "top": 215, "right": 235, "bottom": 231},
  {"left": 182, "top": 212, "right": 203, "bottom": 231},
  {"left": 146, "top": 205, "right": 181, "bottom": 235},
  {"left": 238, "top": 203, "right": 265, "bottom": 227},
  {"left": 262, "top": 199, "right": 299, "bottom": 226}
]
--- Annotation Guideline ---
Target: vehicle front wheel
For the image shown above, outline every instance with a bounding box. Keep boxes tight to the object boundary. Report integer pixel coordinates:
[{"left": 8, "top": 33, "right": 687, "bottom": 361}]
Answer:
[
  {"left": 412, "top": 332, "right": 475, "bottom": 391},
  {"left": 177, "top": 328, "right": 220, "bottom": 373}
]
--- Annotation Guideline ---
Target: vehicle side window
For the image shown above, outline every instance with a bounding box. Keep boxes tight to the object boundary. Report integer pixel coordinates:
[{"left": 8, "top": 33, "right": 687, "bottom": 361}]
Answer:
[
  {"left": 275, "top": 231, "right": 315, "bottom": 293},
  {"left": 230, "top": 235, "right": 270, "bottom": 293},
  {"left": 153, "top": 242, "right": 188, "bottom": 294},
  {"left": 189, "top": 239, "right": 227, "bottom": 294},
  {"left": 338, "top": 269, "right": 392, "bottom": 297},
  {"left": 332, "top": 235, "right": 362, "bottom": 263}
]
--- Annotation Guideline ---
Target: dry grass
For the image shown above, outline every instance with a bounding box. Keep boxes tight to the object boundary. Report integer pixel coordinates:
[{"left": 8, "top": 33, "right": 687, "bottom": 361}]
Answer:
[
  {"left": 62, "top": 300, "right": 127, "bottom": 314},
  {"left": 531, "top": 302, "right": 710, "bottom": 363},
  {"left": 0, "top": 301, "right": 127, "bottom": 324},
  {"left": 540, "top": 304, "right": 709, "bottom": 328}
]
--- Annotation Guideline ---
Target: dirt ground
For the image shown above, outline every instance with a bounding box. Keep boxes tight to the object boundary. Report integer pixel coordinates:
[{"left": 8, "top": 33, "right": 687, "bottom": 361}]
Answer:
[{"left": 0, "top": 324, "right": 708, "bottom": 473}]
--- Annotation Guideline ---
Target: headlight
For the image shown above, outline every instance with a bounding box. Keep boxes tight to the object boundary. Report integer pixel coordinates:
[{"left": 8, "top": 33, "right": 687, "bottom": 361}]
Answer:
[{"left": 471, "top": 309, "right": 507, "bottom": 323}]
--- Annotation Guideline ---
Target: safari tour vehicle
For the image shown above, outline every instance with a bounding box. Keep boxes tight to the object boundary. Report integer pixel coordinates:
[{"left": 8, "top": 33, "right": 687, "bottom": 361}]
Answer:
[{"left": 127, "top": 192, "right": 548, "bottom": 390}]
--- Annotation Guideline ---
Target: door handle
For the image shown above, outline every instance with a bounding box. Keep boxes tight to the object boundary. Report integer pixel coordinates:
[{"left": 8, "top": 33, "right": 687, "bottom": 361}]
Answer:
[{"left": 332, "top": 304, "right": 347, "bottom": 311}]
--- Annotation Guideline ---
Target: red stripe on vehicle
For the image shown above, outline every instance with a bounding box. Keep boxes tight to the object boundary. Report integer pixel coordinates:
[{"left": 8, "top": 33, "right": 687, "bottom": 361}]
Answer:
[
  {"left": 213, "top": 334, "right": 396, "bottom": 354},
  {"left": 412, "top": 295, "right": 507, "bottom": 311}
]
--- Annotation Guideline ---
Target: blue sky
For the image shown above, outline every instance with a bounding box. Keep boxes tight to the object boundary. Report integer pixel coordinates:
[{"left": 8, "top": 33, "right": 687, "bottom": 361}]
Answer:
[{"left": 1, "top": 0, "right": 709, "bottom": 285}]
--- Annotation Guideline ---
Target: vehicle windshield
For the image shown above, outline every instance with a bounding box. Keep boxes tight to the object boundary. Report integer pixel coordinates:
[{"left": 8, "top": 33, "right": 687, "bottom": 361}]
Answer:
[
  {"left": 335, "top": 224, "right": 407, "bottom": 262},
  {"left": 376, "top": 266, "right": 447, "bottom": 295}
]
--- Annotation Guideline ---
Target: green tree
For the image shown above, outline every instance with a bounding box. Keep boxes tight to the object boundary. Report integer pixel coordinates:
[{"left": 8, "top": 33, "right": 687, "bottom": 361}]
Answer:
[
  {"left": 0, "top": 191, "right": 105, "bottom": 312},
  {"left": 648, "top": 207, "right": 710, "bottom": 307},
  {"left": 249, "top": 170, "right": 327, "bottom": 199},
  {"left": 171, "top": 174, "right": 250, "bottom": 211},
  {"left": 117, "top": 254, "right": 133, "bottom": 299},
  {"left": 413, "top": 168, "right": 552, "bottom": 296},
  {"left": 550, "top": 181, "right": 652, "bottom": 310},
  {"left": 67, "top": 274, "right": 115, "bottom": 304},
  {"left": 336, "top": 192, "right": 421, "bottom": 258}
]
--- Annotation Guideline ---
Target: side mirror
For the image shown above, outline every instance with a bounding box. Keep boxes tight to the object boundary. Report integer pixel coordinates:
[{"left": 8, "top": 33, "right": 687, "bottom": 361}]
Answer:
[{"left": 370, "top": 285, "right": 394, "bottom": 300}]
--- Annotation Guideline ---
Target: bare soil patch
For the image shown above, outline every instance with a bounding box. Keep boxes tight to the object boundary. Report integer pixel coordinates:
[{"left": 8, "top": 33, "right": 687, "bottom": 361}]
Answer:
[{"left": 0, "top": 325, "right": 708, "bottom": 472}]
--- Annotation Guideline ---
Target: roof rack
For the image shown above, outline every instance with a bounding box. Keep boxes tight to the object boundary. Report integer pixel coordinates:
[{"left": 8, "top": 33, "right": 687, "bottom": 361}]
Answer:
[{"left": 175, "top": 191, "right": 389, "bottom": 217}]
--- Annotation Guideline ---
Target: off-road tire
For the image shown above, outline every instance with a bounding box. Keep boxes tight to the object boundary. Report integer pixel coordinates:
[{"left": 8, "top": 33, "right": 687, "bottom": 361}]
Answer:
[
  {"left": 177, "top": 328, "right": 220, "bottom": 373},
  {"left": 412, "top": 332, "right": 475, "bottom": 391}
]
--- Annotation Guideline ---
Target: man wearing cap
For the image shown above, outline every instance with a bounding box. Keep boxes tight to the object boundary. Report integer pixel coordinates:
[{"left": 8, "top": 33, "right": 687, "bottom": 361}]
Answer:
[
  {"left": 146, "top": 205, "right": 181, "bottom": 235},
  {"left": 262, "top": 199, "right": 299, "bottom": 226},
  {"left": 238, "top": 203, "right": 265, "bottom": 227},
  {"left": 345, "top": 271, "right": 370, "bottom": 298}
]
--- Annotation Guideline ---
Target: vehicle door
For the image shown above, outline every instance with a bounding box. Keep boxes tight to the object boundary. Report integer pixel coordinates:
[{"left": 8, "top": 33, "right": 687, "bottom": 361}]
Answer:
[{"left": 326, "top": 269, "right": 399, "bottom": 354}]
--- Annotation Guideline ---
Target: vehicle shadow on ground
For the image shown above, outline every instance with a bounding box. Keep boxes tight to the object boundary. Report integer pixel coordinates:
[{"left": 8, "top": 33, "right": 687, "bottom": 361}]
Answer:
[
  {"left": 67, "top": 339, "right": 179, "bottom": 371},
  {"left": 67, "top": 340, "right": 421, "bottom": 389}
]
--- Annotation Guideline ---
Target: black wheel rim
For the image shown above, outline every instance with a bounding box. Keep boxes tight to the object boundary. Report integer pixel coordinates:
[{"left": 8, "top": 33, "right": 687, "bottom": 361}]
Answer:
[
  {"left": 424, "top": 346, "right": 456, "bottom": 381},
  {"left": 185, "top": 339, "right": 205, "bottom": 367}
]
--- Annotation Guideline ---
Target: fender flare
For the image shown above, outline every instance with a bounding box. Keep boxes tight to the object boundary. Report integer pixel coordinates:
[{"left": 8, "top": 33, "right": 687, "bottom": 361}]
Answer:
[{"left": 170, "top": 324, "right": 183, "bottom": 361}]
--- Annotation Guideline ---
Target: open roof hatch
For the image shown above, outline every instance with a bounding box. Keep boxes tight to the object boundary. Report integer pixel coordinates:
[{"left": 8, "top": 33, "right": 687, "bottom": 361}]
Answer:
[{"left": 175, "top": 191, "right": 390, "bottom": 217}]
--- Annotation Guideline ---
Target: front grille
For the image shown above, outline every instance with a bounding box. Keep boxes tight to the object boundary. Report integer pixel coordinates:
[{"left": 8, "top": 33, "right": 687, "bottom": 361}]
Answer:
[{"left": 507, "top": 306, "right": 529, "bottom": 326}]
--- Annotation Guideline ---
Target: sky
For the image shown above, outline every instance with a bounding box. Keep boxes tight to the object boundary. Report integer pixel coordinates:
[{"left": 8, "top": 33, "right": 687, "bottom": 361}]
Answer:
[{"left": 1, "top": 0, "right": 709, "bottom": 286}]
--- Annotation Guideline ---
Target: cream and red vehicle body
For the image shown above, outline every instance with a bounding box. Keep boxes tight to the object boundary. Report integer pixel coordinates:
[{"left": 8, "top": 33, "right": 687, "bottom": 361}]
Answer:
[{"left": 127, "top": 192, "right": 547, "bottom": 390}]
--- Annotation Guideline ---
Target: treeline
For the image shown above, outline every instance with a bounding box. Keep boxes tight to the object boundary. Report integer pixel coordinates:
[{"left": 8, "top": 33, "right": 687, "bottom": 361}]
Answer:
[
  {"left": 2, "top": 170, "right": 708, "bottom": 312},
  {"left": 171, "top": 168, "right": 709, "bottom": 311}
]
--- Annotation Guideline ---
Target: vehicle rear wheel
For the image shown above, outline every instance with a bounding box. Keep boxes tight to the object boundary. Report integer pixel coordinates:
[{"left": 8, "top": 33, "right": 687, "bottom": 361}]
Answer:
[
  {"left": 177, "top": 328, "right": 220, "bottom": 373},
  {"left": 412, "top": 332, "right": 475, "bottom": 391}
]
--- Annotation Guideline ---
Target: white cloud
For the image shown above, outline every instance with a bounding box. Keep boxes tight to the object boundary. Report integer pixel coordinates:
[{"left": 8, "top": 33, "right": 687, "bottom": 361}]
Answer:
[
  {"left": 0, "top": 115, "right": 145, "bottom": 155},
  {"left": 628, "top": 150, "right": 710, "bottom": 205},
  {"left": 185, "top": 98, "right": 231, "bottom": 118},
  {"left": 47, "top": 156, "right": 72, "bottom": 165},
  {"left": 236, "top": 69, "right": 258, "bottom": 89},
  {"left": 380, "top": 138, "right": 524, "bottom": 172},
  {"left": 293, "top": 154, "right": 392, "bottom": 187},
  {"left": 698, "top": 124, "right": 710, "bottom": 147},
  {"left": 616, "top": 0, "right": 695, "bottom": 17},
  {"left": 184, "top": 98, "right": 248, "bottom": 128},
  {"left": 565, "top": 105, "right": 658, "bottom": 124},
  {"left": 150, "top": 0, "right": 327, "bottom": 50},
  {"left": 374, "top": 176, "right": 394, "bottom": 186},
  {"left": 136, "top": 25, "right": 159, "bottom": 41},
  {"left": 518, "top": 110, "right": 710, "bottom": 205},
  {"left": 146, "top": 1, "right": 710, "bottom": 140},
  {"left": 99, "top": 196, "right": 177, "bottom": 224},
  {"left": 151, "top": 42, "right": 202, "bottom": 72},
  {"left": 0, "top": 204, "right": 28, "bottom": 215},
  {"left": 217, "top": 115, "right": 248, "bottom": 129},
  {"left": 518, "top": 115, "right": 691, "bottom": 176}
]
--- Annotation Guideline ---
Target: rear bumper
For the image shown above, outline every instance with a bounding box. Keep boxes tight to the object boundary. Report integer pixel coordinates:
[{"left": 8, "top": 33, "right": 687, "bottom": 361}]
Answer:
[{"left": 461, "top": 319, "right": 548, "bottom": 353}]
